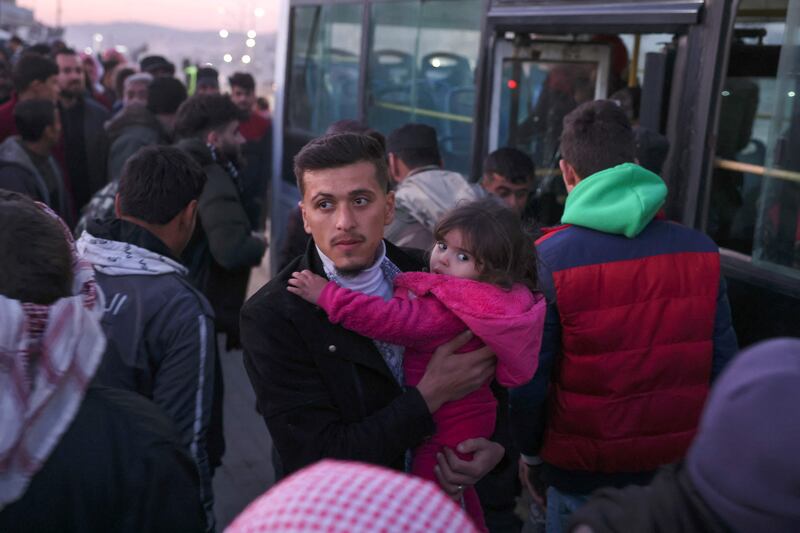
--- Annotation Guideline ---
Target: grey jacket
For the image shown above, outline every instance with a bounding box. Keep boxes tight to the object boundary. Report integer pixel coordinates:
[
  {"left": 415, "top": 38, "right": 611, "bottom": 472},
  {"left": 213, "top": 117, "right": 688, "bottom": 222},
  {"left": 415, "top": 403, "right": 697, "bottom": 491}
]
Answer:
[
  {"left": 106, "top": 105, "right": 170, "bottom": 183},
  {"left": 0, "top": 136, "right": 68, "bottom": 216},
  {"left": 385, "top": 166, "right": 487, "bottom": 250},
  {"left": 77, "top": 219, "right": 217, "bottom": 531}
]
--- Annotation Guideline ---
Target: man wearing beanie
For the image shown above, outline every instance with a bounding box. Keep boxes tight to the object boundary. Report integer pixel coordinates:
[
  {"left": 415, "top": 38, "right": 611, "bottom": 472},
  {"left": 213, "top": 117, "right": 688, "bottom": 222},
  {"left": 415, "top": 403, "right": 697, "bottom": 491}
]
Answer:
[
  {"left": 384, "top": 123, "right": 485, "bottom": 250},
  {"left": 568, "top": 337, "right": 800, "bottom": 533}
]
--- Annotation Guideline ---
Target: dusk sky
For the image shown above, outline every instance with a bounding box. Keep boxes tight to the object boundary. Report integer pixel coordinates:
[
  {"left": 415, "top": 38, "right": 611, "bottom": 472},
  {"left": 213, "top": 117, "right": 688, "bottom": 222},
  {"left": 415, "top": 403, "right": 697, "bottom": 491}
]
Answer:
[{"left": 18, "top": 0, "right": 281, "bottom": 32}]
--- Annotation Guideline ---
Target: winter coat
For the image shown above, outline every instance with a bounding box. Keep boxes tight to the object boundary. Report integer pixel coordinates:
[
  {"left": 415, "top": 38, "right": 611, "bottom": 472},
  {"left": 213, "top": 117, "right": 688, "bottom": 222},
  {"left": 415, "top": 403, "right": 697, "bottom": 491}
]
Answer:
[
  {"left": 106, "top": 105, "right": 170, "bottom": 183},
  {"left": 510, "top": 163, "right": 738, "bottom": 493},
  {"left": 178, "top": 137, "right": 267, "bottom": 347},
  {"left": 0, "top": 136, "right": 68, "bottom": 217},
  {"left": 76, "top": 219, "right": 217, "bottom": 529},
  {"left": 242, "top": 239, "right": 515, "bottom": 477},
  {"left": 385, "top": 166, "right": 487, "bottom": 250},
  {"left": 0, "top": 386, "right": 206, "bottom": 533},
  {"left": 54, "top": 96, "right": 110, "bottom": 212}
]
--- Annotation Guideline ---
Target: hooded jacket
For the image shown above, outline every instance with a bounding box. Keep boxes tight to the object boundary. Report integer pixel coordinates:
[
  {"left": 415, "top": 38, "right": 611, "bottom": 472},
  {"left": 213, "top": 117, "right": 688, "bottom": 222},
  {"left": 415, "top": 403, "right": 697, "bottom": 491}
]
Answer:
[
  {"left": 510, "top": 163, "right": 738, "bottom": 491},
  {"left": 178, "top": 137, "right": 266, "bottom": 347},
  {"left": 76, "top": 219, "right": 217, "bottom": 530},
  {"left": 385, "top": 166, "right": 486, "bottom": 250},
  {"left": 0, "top": 136, "right": 68, "bottom": 217},
  {"left": 319, "top": 272, "right": 545, "bottom": 448}
]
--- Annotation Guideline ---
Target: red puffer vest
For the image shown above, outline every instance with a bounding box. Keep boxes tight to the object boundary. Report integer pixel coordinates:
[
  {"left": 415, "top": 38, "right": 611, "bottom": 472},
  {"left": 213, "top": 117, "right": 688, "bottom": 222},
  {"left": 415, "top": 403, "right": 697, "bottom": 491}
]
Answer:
[{"left": 536, "top": 220, "right": 720, "bottom": 473}]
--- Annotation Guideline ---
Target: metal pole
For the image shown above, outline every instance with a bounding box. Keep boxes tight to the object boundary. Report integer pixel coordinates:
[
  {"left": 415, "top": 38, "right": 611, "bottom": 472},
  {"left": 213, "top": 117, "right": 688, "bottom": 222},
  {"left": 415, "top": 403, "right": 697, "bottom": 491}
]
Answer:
[{"left": 628, "top": 33, "right": 641, "bottom": 87}]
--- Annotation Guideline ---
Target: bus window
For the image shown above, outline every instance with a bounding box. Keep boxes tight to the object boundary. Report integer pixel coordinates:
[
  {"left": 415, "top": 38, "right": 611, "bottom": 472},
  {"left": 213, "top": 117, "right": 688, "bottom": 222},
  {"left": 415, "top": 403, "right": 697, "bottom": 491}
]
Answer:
[
  {"left": 708, "top": 1, "right": 800, "bottom": 278},
  {"left": 365, "top": 0, "right": 482, "bottom": 175},
  {"left": 288, "top": 4, "right": 363, "bottom": 136}
]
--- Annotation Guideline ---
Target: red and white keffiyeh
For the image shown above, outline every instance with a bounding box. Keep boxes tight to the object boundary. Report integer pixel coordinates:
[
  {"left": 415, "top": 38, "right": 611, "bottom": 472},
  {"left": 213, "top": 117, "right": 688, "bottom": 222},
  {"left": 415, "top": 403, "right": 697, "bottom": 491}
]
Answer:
[
  {"left": 0, "top": 203, "right": 106, "bottom": 509},
  {"left": 226, "top": 460, "right": 479, "bottom": 533}
]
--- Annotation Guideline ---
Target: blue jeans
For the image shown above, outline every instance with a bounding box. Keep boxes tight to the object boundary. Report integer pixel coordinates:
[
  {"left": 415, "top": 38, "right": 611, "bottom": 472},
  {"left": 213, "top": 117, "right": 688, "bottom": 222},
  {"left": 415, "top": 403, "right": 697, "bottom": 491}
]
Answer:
[{"left": 545, "top": 487, "right": 589, "bottom": 533}]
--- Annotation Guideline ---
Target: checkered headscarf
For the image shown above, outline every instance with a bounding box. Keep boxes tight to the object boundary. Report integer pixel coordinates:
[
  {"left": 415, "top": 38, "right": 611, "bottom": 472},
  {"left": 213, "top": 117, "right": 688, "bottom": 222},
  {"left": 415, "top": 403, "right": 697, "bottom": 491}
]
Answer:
[
  {"left": 0, "top": 202, "right": 106, "bottom": 509},
  {"left": 226, "top": 460, "right": 479, "bottom": 533}
]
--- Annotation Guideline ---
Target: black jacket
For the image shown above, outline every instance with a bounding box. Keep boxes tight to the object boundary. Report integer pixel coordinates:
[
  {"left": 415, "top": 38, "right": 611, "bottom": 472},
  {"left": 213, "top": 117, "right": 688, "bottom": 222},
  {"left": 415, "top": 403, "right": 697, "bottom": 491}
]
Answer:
[
  {"left": 241, "top": 239, "right": 436, "bottom": 475},
  {"left": 84, "top": 219, "right": 217, "bottom": 527},
  {"left": 178, "top": 137, "right": 266, "bottom": 347},
  {"left": 0, "top": 386, "right": 206, "bottom": 533}
]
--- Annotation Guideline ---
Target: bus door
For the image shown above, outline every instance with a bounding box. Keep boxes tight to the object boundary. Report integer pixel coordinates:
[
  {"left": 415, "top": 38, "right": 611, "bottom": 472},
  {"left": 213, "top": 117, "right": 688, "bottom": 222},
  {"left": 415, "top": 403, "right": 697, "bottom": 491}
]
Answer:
[{"left": 488, "top": 40, "right": 612, "bottom": 223}]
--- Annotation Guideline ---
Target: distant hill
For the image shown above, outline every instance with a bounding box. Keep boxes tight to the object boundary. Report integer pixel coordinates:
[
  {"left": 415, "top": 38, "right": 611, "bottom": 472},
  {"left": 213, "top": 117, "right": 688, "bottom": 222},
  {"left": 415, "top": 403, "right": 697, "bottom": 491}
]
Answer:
[{"left": 64, "top": 22, "right": 276, "bottom": 85}]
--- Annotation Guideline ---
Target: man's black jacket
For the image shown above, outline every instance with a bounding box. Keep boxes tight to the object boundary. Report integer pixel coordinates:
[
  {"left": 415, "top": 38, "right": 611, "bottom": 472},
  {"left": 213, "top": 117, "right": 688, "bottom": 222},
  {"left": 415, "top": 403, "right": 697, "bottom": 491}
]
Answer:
[{"left": 241, "top": 239, "right": 511, "bottom": 476}]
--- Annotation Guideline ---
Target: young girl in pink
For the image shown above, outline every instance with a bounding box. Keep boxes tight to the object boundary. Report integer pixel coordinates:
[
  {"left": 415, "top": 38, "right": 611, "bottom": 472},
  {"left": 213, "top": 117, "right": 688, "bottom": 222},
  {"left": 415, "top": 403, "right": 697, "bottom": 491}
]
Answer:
[{"left": 288, "top": 198, "right": 546, "bottom": 530}]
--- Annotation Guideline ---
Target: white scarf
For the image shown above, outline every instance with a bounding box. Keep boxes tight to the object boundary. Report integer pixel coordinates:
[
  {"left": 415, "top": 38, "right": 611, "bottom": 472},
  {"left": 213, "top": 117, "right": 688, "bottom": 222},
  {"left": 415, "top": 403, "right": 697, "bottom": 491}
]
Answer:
[
  {"left": 0, "top": 205, "right": 106, "bottom": 509},
  {"left": 76, "top": 231, "right": 187, "bottom": 277}
]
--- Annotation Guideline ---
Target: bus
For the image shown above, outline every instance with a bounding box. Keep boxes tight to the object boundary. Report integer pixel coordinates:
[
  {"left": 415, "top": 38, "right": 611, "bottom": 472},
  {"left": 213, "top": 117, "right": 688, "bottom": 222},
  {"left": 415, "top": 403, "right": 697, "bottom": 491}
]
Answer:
[{"left": 269, "top": 0, "right": 800, "bottom": 346}]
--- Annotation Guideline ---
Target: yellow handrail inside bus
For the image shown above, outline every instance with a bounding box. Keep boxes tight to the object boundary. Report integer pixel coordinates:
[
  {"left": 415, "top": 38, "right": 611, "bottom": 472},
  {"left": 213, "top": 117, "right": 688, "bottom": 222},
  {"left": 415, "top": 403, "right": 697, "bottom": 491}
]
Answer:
[{"left": 714, "top": 158, "right": 800, "bottom": 184}]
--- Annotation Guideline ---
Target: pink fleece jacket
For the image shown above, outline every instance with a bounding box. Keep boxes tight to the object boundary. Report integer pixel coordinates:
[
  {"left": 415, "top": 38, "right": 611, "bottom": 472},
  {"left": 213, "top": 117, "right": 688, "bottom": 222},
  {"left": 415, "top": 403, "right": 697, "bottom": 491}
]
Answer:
[{"left": 318, "top": 272, "right": 545, "bottom": 529}]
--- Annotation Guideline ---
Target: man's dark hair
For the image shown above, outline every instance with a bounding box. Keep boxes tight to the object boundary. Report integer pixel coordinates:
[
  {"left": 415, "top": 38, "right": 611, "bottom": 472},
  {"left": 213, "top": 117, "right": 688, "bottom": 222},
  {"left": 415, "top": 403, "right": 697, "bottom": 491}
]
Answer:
[
  {"left": 147, "top": 77, "right": 188, "bottom": 115},
  {"left": 13, "top": 99, "right": 57, "bottom": 142},
  {"left": 196, "top": 66, "right": 219, "bottom": 87},
  {"left": 53, "top": 47, "right": 77, "bottom": 60},
  {"left": 0, "top": 191, "right": 73, "bottom": 304},
  {"left": 434, "top": 197, "right": 538, "bottom": 291},
  {"left": 173, "top": 94, "right": 247, "bottom": 140},
  {"left": 560, "top": 99, "right": 636, "bottom": 179},
  {"left": 484, "top": 147, "right": 536, "bottom": 185},
  {"left": 294, "top": 133, "right": 389, "bottom": 195},
  {"left": 118, "top": 145, "right": 207, "bottom": 224},
  {"left": 9, "top": 36, "right": 24, "bottom": 46},
  {"left": 326, "top": 119, "right": 387, "bottom": 154},
  {"left": 27, "top": 43, "right": 52, "bottom": 56},
  {"left": 387, "top": 123, "right": 440, "bottom": 169},
  {"left": 11, "top": 52, "right": 58, "bottom": 92},
  {"left": 229, "top": 72, "right": 255, "bottom": 92}
]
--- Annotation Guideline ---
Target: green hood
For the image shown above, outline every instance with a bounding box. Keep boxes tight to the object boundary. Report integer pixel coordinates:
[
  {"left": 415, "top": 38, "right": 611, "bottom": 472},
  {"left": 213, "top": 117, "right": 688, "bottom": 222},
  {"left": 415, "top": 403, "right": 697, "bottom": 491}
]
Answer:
[{"left": 561, "top": 163, "right": 667, "bottom": 238}]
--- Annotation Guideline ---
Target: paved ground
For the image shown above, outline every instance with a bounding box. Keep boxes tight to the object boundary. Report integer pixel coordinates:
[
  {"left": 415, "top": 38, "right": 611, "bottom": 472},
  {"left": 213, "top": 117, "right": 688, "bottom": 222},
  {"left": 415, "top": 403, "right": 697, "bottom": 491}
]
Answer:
[{"left": 212, "top": 235, "right": 275, "bottom": 529}]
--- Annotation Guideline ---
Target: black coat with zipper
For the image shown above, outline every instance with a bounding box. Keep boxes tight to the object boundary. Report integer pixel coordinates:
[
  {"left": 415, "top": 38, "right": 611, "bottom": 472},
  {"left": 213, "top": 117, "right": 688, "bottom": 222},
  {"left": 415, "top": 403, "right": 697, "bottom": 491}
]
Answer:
[{"left": 241, "top": 239, "right": 512, "bottom": 477}]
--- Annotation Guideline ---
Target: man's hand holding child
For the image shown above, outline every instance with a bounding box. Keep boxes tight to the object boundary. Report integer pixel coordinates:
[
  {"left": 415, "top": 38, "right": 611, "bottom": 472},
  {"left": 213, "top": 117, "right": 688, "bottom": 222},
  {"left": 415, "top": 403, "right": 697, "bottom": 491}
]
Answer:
[{"left": 288, "top": 270, "right": 329, "bottom": 304}]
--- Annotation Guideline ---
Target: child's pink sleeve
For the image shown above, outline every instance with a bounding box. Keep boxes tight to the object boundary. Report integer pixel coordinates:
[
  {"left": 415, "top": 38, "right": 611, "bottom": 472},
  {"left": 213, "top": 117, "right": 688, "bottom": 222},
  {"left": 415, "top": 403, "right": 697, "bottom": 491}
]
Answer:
[{"left": 318, "top": 282, "right": 455, "bottom": 348}]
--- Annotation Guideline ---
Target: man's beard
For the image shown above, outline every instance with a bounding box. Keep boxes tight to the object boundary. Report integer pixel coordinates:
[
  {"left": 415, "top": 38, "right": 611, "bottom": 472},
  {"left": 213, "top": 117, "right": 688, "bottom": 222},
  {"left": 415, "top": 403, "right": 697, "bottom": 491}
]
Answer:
[{"left": 334, "top": 264, "right": 370, "bottom": 278}]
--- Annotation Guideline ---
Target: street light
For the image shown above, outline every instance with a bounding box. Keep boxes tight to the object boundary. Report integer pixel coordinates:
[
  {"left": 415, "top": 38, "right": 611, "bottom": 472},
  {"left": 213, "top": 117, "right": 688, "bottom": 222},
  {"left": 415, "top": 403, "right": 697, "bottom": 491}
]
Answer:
[
  {"left": 219, "top": 29, "right": 229, "bottom": 39},
  {"left": 254, "top": 7, "right": 265, "bottom": 17},
  {"left": 247, "top": 30, "right": 257, "bottom": 39},
  {"left": 246, "top": 38, "right": 256, "bottom": 48},
  {"left": 242, "top": 55, "right": 251, "bottom": 64},
  {"left": 93, "top": 33, "right": 103, "bottom": 42},
  {"left": 224, "top": 54, "right": 233, "bottom": 63}
]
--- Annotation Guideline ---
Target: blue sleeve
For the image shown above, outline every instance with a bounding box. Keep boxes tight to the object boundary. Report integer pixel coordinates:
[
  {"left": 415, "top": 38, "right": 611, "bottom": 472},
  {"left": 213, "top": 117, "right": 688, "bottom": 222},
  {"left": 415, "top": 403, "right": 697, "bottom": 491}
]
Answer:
[
  {"left": 711, "top": 276, "right": 738, "bottom": 381},
  {"left": 509, "top": 255, "right": 559, "bottom": 456}
]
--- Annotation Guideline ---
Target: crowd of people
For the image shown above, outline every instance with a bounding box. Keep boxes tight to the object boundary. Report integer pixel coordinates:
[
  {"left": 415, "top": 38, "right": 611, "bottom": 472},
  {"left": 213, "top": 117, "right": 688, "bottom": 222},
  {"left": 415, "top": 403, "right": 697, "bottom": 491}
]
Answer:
[{"left": 0, "top": 35, "right": 799, "bottom": 533}]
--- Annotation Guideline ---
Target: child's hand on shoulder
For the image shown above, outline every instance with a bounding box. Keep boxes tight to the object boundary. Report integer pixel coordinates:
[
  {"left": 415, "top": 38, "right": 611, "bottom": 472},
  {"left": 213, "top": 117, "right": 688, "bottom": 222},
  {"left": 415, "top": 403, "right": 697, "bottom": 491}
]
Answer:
[{"left": 287, "top": 270, "right": 328, "bottom": 304}]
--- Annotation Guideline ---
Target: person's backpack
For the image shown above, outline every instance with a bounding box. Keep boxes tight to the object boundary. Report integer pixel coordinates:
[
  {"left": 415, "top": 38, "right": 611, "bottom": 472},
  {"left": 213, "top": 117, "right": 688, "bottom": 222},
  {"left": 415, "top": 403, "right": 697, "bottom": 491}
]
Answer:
[{"left": 74, "top": 180, "right": 119, "bottom": 236}]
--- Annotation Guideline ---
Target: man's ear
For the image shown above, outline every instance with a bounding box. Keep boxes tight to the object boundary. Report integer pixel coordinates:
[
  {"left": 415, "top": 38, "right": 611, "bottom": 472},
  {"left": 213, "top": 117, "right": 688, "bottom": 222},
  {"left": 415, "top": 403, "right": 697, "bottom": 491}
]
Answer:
[
  {"left": 384, "top": 190, "right": 396, "bottom": 226},
  {"left": 114, "top": 193, "right": 123, "bottom": 218},
  {"left": 182, "top": 199, "right": 198, "bottom": 229},
  {"left": 560, "top": 159, "right": 581, "bottom": 193},
  {"left": 299, "top": 200, "right": 312, "bottom": 235},
  {"left": 387, "top": 153, "right": 400, "bottom": 183}
]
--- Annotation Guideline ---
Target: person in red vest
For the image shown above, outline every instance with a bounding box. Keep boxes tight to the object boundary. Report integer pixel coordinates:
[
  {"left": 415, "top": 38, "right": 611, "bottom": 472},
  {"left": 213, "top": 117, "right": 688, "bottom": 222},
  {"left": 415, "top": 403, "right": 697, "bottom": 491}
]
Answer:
[
  {"left": 510, "top": 99, "right": 738, "bottom": 533},
  {"left": 228, "top": 72, "right": 271, "bottom": 229},
  {"left": 0, "top": 53, "right": 59, "bottom": 143}
]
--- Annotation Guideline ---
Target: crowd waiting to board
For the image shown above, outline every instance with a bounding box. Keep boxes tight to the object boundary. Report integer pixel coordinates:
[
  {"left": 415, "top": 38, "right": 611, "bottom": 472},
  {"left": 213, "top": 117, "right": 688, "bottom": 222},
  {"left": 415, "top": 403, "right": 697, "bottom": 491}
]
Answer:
[{"left": 0, "top": 35, "right": 799, "bottom": 533}]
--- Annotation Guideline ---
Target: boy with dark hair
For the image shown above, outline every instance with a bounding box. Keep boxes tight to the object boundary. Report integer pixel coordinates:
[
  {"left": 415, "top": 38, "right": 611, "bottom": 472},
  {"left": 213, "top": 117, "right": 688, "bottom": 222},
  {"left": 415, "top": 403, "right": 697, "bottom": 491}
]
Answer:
[
  {"left": 76, "top": 145, "right": 217, "bottom": 531},
  {"left": 482, "top": 147, "right": 536, "bottom": 215},
  {"left": 175, "top": 94, "right": 267, "bottom": 348},
  {"left": 384, "top": 123, "right": 485, "bottom": 250},
  {"left": 0, "top": 99, "right": 67, "bottom": 216},
  {"left": 229, "top": 71, "right": 271, "bottom": 229},
  {"left": 510, "top": 99, "right": 738, "bottom": 531},
  {"left": 0, "top": 52, "right": 60, "bottom": 142},
  {"left": 0, "top": 193, "right": 206, "bottom": 533}
]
